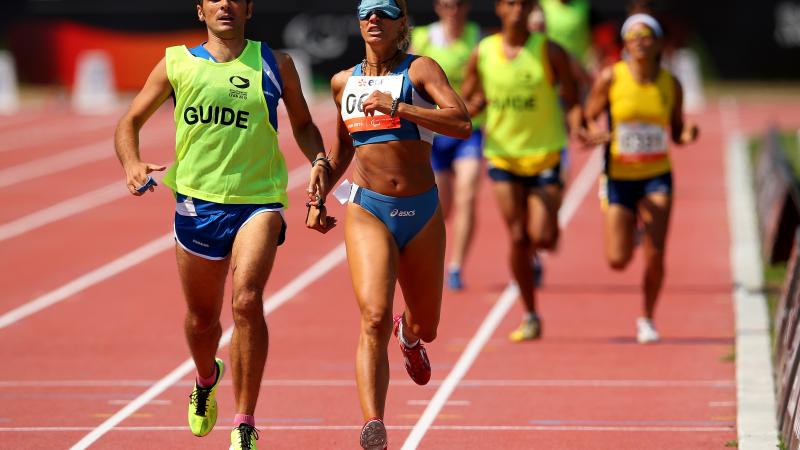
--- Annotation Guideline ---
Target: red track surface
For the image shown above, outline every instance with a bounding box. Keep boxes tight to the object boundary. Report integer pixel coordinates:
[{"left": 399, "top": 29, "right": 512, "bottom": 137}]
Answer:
[{"left": 2, "top": 95, "right": 798, "bottom": 449}]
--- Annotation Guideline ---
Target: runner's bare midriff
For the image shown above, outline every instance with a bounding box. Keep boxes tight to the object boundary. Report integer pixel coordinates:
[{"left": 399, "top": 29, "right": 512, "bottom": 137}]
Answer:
[{"left": 353, "top": 140, "right": 435, "bottom": 196}]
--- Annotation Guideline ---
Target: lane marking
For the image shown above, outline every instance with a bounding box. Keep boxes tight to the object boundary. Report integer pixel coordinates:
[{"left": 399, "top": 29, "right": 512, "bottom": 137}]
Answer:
[
  {"left": 723, "top": 97, "right": 779, "bottom": 449},
  {"left": 0, "top": 378, "right": 735, "bottom": 389},
  {"left": 0, "top": 182, "right": 125, "bottom": 242},
  {"left": 107, "top": 400, "right": 170, "bottom": 406},
  {"left": 1, "top": 424, "right": 734, "bottom": 433},
  {"left": 709, "top": 401, "right": 736, "bottom": 408},
  {"left": 401, "top": 148, "right": 604, "bottom": 450},
  {"left": 0, "top": 234, "right": 172, "bottom": 331},
  {"left": 69, "top": 242, "right": 347, "bottom": 450},
  {"left": 0, "top": 116, "right": 119, "bottom": 154},
  {"left": 407, "top": 400, "right": 470, "bottom": 407},
  {"left": 0, "top": 114, "right": 335, "bottom": 242},
  {"left": 0, "top": 165, "right": 310, "bottom": 329},
  {"left": 0, "top": 121, "right": 172, "bottom": 189},
  {"left": 529, "top": 419, "right": 734, "bottom": 426}
]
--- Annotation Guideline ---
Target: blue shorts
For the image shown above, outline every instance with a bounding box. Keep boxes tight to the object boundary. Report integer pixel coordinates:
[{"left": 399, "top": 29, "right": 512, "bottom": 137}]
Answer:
[
  {"left": 488, "top": 163, "right": 563, "bottom": 188},
  {"left": 430, "top": 129, "right": 483, "bottom": 172},
  {"left": 174, "top": 194, "right": 286, "bottom": 260},
  {"left": 601, "top": 172, "right": 673, "bottom": 212},
  {"left": 350, "top": 184, "right": 439, "bottom": 250}
]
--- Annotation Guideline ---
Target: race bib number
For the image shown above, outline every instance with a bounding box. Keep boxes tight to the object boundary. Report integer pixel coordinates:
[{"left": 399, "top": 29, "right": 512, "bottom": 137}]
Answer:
[
  {"left": 616, "top": 122, "right": 668, "bottom": 162},
  {"left": 341, "top": 75, "right": 403, "bottom": 132}
]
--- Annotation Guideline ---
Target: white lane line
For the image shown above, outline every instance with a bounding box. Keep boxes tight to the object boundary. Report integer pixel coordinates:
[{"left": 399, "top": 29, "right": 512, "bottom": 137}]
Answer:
[
  {"left": 407, "top": 400, "right": 470, "bottom": 406},
  {"left": 0, "top": 119, "right": 168, "bottom": 189},
  {"left": 107, "top": 399, "right": 171, "bottom": 406},
  {"left": 401, "top": 148, "right": 603, "bottom": 450},
  {"left": 0, "top": 182, "right": 124, "bottom": 242},
  {"left": 709, "top": 401, "right": 736, "bottom": 408},
  {"left": 557, "top": 147, "right": 603, "bottom": 226},
  {"left": 0, "top": 165, "right": 310, "bottom": 329},
  {"left": 0, "top": 140, "right": 113, "bottom": 188},
  {"left": 0, "top": 116, "right": 118, "bottom": 154},
  {"left": 458, "top": 378, "right": 735, "bottom": 388},
  {"left": 0, "top": 378, "right": 735, "bottom": 389},
  {"left": 0, "top": 114, "right": 335, "bottom": 240},
  {"left": 0, "top": 117, "right": 178, "bottom": 188},
  {"left": 0, "top": 234, "right": 172, "bottom": 331},
  {"left": 2, "top": 424, "right": 733, "bottom": 433},
  {"left": 723, "top": 97, "right": 779, "bottom": 449},
  {"left": 69, "top": 243, "right": 347, "bottom": 450}
]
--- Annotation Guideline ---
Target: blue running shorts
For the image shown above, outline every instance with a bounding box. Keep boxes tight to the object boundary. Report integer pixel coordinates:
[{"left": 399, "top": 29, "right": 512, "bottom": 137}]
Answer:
[
  {"left": 174, "top": 194, "right": 286, "bottom": 260},
  {"left": 430, "top": 129, "right": 483, "bottom": 172}
]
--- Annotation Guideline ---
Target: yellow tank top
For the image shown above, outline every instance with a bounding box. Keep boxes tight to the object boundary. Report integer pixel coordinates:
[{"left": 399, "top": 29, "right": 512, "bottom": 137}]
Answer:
[
  {"left": 607, "top": 61, "right": 675, "bottom": 180},
  {"left": 477, "top": 33, "right": 566, "bottom": 176}
]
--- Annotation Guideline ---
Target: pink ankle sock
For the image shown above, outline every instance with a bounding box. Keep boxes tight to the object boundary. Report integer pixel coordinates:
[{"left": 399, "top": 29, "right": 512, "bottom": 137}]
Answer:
[
  {"left": 196, "top": 364, "right": 218, "bottom": 388},
  {"left": 234, "top": 414, "right": 255, "bottom": 427}
]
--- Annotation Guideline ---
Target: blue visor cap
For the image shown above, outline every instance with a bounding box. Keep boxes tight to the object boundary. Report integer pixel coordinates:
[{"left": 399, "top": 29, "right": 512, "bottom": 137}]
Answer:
[{"left": 358, "top": 0, "right": 403, "bottom": 20}]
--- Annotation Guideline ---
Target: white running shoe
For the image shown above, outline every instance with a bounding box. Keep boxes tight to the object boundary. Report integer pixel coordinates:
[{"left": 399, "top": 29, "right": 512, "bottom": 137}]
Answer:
[{"left": 636, "top": 317, "right": 660, "bottom": 344}]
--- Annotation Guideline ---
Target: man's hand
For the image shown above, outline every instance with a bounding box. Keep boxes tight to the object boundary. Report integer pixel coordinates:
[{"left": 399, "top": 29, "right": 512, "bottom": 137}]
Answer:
[{"left": 125, "top": 162, "right": 166, "bottom": 196}]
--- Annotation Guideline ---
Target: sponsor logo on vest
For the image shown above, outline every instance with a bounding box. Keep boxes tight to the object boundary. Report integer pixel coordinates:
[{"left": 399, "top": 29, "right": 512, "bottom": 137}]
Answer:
[
  {"left": 228, "top": 76, "right": 250, "bottom": 100},
  {"left": 229, "top": 76, "right": 250, "bottom": 89},
  {"left": 183, "top": 105, "right": 250, "bottom": 129},
  {"left": 390, "top": 209, "right": 416, "bottom": 217},
  {"left": 489, "top": 95, "right": 537, "bottom": 111}
]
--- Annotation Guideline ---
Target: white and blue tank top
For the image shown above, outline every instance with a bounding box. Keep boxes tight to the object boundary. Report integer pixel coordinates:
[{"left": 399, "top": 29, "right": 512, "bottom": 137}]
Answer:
[{"left": 341, "top": 54, "right": 436, "bottom": 147}]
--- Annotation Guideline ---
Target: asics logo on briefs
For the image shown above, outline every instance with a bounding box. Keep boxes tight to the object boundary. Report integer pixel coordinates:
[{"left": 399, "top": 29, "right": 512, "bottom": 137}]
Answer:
[
  {"left": 184, "top": 105, "right": 250, "bottom": 129},
  {"left": 229, "top": 76, "right": 250, "bottom": 89},
  {"left": 390, "top": 209, "right": 416, "bottom": 217},
  {"left": 489, "top": 95, "right": 537, "bottom": 111}
]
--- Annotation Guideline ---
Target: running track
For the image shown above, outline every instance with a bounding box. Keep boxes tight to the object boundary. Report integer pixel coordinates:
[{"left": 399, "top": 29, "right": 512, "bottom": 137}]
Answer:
[{"left": 2, "top": 94, "right": 798, "bottom": 449}]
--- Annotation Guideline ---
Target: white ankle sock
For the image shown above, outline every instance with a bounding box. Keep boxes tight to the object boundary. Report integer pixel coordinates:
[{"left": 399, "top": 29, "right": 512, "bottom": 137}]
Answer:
[{"left": 398, "top": 319, "right": 420, "bottom": 348}]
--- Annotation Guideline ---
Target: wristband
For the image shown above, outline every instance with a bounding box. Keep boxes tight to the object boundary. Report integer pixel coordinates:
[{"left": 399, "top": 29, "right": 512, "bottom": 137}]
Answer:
[
  {"left": 311, "top": 155, "right": 331, "bottom": 171},
  {"left": 390, "top": 98, "right": 400, "bottom": 117}
]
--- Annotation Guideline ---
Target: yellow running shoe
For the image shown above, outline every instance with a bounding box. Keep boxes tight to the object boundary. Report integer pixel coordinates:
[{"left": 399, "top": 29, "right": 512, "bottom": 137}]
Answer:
[
  {"left": 188, "top": 357, "right": 224, "bottom": 437},
  {"left": 508, "top": 315, "right": 542, "bottom": 342},
  {"left": 230, "top": 423, "right": 259, "bottom": 450}
]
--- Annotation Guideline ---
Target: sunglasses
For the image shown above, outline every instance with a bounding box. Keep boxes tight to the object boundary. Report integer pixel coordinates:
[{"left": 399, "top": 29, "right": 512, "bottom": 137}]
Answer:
[
  {"left": 358, "top": 9, "right": 403, "bottom": 20},
  {"left": 623, "top": 28, "right": 655, "bottom": 42}
]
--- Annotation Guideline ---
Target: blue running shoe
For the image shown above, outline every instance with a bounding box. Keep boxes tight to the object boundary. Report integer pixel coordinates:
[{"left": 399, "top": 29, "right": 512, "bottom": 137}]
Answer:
[{"left": 447, "top": 267, "right": 463, "bottom": 291}]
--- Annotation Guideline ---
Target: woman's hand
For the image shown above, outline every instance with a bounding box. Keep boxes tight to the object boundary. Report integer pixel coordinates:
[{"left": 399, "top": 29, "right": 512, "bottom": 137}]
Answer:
[
  {"left": 361, "top": 90, "right": 395, "bottom": 116},
  {"left": 307, "top": 161, "right": 330, "bottom": 205},
  {"left": 305, "top": 204, "right": 337, "bottom": 234}
]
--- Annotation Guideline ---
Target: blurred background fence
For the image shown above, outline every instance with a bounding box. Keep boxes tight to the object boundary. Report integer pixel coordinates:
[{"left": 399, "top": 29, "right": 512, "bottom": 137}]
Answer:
[
  {"left": 2, "top": 0, "right": 800, "bottom": 93},
  {"left": 758, "top": 127, "right": 800, "bottom": 447}
]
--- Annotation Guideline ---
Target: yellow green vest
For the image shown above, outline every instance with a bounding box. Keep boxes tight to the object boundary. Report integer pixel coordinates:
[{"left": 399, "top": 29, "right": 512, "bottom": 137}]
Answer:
[
  {"left": 164, "top": 40, "right": 288, "bottom": 206},
  {"left": 541, "top": 0, "right": 591, "bottom": 63},
  {"left": 412, "top": 21, "right": 484, "bottom": 128},
  {"left": 477, "top": 33, "right": 566, "bottom": 175}
]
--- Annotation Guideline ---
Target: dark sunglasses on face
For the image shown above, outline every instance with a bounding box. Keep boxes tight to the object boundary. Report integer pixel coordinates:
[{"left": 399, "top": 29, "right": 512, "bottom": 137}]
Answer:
[{"left": 358, "top": 9, "right": 403, "bottom": 20}]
